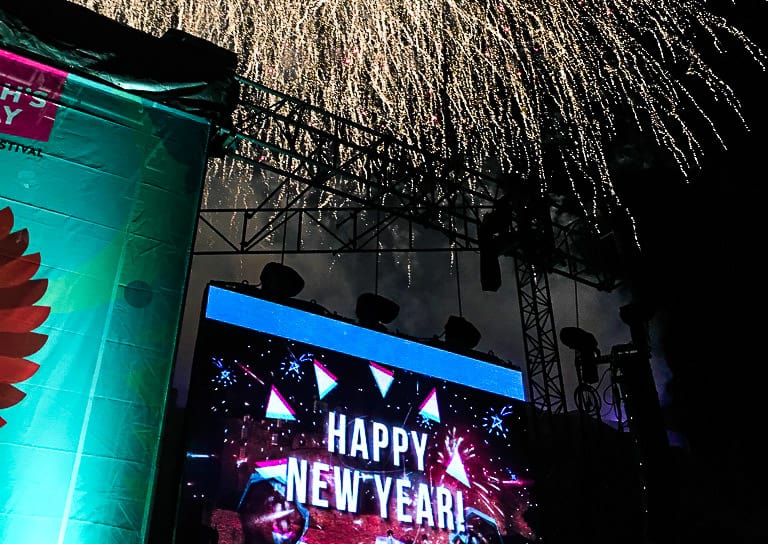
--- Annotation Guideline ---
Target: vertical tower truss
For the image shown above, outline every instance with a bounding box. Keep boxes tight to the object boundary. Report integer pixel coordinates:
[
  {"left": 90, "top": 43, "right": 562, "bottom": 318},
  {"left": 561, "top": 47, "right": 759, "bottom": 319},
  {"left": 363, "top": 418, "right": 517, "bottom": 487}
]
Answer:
[{"left": 514, "top": 261, "right": 567, "bottom": 414}]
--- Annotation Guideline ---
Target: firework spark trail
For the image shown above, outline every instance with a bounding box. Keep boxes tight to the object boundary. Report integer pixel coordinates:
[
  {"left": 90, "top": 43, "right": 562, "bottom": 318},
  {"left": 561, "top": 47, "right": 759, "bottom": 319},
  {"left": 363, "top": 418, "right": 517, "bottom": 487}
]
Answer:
[
  {"left": 75, "top": 0, "right": 764, "bottom": 228},
  {"left": 236, "top": 362, "right": 265, "bottom": 385}
]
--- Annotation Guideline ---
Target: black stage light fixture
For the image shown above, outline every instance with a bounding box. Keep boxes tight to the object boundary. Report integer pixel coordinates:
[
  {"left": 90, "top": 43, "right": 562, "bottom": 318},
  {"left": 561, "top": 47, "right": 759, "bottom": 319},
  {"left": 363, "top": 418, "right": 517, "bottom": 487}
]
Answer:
[
  {"left": 444, "top": 315, "right": 482, "bottom": 350},
  {"left": 560, "top": 326, "right": 600, "bottom": 383},
  {"left": 355, "top": 293, "right": 400, "bottom": 329},
  {"left": 259, "top": 262, "right": 305, "bottom": 298},
  {"left": 478, "top": 210, "right": 503, "bottom": 292},
  {"left": 479, "top": 242, "right": 502, "bottom": 292},
  {"left": 559, "top": 326, "right": 598, "bottom": 352},
  {"left": 619, "top": 301, "right": 656, "bottom": 328}
]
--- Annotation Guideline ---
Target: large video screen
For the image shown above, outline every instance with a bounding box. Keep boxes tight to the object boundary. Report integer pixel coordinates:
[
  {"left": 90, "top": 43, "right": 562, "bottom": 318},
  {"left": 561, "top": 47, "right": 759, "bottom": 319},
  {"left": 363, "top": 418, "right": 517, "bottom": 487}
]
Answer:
[{"left": 177, "top": 283, "right": 535, "bottom": 544}]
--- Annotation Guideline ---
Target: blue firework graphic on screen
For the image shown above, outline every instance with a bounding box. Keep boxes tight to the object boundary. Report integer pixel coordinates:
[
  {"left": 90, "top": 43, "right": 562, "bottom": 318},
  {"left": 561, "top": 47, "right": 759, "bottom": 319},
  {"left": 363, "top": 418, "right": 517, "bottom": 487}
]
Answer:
[
  {"left": 215, "top": 368, "right": 237, "bottom": 387},
  {"left": 417, "top": 413, "right": 436, "bottom": 430},
  {"left": 482, "top": 405, "right": 514, "bottom": 438},
  {"left": 211, "top": 356, "right": 237, "bottom": 387},
  {"left": 280, "top": 349, "right": 313, "bottom": 380}
]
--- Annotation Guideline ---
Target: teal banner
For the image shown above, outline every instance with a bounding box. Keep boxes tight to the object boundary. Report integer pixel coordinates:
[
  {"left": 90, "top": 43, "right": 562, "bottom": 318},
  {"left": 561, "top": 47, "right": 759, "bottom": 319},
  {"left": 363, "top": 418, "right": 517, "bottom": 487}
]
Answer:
[{"left": 0, "top": 48, "right": 210, "bottom": 543}]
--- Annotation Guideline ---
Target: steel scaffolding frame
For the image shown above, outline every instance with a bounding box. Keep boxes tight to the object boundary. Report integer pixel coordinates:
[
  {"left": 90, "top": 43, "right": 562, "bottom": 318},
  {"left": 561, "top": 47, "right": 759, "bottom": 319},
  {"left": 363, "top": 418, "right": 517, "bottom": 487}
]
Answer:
[{"left": 197, "top": 77, "right": 619, "bottom": 413}]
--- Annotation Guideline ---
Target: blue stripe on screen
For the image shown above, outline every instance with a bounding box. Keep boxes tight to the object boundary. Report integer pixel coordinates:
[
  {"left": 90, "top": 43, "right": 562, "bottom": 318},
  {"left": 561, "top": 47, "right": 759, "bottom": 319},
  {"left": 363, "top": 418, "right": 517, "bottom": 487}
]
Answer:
[{"left": 206, "top": 285, "right": 525, "bottom": 401}]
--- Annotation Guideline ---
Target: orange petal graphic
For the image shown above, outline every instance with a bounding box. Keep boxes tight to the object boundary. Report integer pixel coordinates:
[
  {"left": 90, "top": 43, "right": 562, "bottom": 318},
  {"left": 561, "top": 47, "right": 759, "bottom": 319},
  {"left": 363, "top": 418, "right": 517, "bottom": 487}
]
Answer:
[
  {"left": 0, "top": 207, "right": 12, "bottom": 238},
  {"left": 0, "top": 279, "right": 48, "bottom": 310},
  {"left": 0, "top": 332, "right": 48, "bottom": 358},
  {"left": 0, "top": 356, "right": 40, "bottom": 383},
  {"left": 0, "top": 252, "right": 41, "bottom": 287},
  {"left": 0, "top": 207, "right": 48, "bottom": 428},
  {"left": 0, "top": 229, "right": 30, "bottom": 265},
  {"left": 0, "top": 306, "right": 51, "bottom": 332},
  {"left": 0, "top": 383, "right": 26, "bottom": 409}
]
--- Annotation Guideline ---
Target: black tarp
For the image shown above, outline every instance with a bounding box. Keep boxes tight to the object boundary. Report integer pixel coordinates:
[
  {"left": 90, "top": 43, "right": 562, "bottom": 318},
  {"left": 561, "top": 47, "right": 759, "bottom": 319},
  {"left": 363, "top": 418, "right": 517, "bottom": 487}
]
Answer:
[{"left": 0, "top": 0, "right": 238, "bottom": 126}]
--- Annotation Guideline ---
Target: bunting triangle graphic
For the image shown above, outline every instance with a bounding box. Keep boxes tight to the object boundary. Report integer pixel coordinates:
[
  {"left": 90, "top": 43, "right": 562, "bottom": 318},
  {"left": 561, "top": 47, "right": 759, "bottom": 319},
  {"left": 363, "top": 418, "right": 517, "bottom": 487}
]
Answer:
[
  {"left": 445, "top": 448, "right": 470, "bottom": 487},
  {"left": 254, "top": 459, "right": 288, "bottom": 483},
  {"left": 369, "top": 361, "right": 394, "bottom": 397},
  {"left": 265, "top": 385, "right": 296, "bottom": 421},
  {"left": 313, "top": 359, "right": 338, "bottom": 399},
  {"left": 418, "top": 387, "right": 441, "bottom": 422}
]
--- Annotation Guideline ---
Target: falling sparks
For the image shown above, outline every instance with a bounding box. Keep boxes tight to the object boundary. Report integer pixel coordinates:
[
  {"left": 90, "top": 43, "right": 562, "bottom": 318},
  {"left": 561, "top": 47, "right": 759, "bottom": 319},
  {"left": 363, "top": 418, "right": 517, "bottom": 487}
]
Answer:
[
  {"left": 236, "top": 361, "right": 265, "bottom": 385},
  {"left": 73, "top": 0, "right": 764, "bottom": 230}
]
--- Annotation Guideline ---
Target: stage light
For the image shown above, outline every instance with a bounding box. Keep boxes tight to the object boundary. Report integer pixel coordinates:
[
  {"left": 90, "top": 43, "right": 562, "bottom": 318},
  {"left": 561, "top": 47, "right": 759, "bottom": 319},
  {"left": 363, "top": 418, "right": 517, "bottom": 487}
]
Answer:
[
  {"left": 477, "top": 184, "right": 555, "bottom": 292},
  {"left": 444, "top": 315, "right": 482, "bottom": 350},
  {"left": 259, "top": 262, "right": 304, "bottom": 298},
  {"left": 355, "top": 293, "right": 399, "bottom": 330},
  {"left": 619, "top": 301, "right": 656, "bottom": 328},
  {"left": 559, "top": 327, "right": 598, "bottom": 353},
  {"left": 478, "top": 212, "right": 502, "bottom": 292},
  {"left": 560, "top": 326, "right": 600, "bottom": 384}
]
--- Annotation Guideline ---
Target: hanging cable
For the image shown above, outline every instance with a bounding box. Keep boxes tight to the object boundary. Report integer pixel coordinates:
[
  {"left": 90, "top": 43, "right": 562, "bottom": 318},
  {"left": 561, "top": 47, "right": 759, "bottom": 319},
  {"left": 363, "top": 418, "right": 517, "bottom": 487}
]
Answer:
[
  {"left": 574, "top": 278, "right": 580, "bottom": 328},
  {"left": 280, "top": 191, "right": 288, "bottom": 265},
  {"left": 375, "top": 209, "right": 380, "bottom": 295},
  {"left": 454, "top": 246, "right": 463, "bottom": 318}
]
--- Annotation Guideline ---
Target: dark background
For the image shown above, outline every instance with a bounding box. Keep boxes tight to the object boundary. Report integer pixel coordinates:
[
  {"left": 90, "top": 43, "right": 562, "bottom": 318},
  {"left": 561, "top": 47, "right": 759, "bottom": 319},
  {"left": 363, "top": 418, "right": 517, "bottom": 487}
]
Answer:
[{"left": 590, "top": 2, "right": 768, "bottom": 542}]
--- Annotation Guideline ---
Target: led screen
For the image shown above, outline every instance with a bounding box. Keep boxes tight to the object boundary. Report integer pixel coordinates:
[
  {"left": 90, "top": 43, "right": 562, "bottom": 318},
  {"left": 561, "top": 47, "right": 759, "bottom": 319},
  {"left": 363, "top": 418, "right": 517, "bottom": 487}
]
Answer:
[{"left": 177, "top": 283, "right": 535, "bottom": 544}]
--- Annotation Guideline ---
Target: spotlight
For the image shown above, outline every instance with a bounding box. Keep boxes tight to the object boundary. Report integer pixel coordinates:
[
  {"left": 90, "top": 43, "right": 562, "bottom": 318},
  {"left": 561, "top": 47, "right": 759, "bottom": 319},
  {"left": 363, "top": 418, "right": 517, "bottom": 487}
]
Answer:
[
  {"left": 259, "top": 262, "right": 304, "bottom": 298},
  {"left": 355, "top": 293, "right": 399, "bottom": 330},
  {"left": 444, "top": 315, "right": 481, "bottom": 350},
  {"left": 478, "top": 212, "right": 502, "bottom": 292},
  {"left": 560, "top": 326, "right": 600, "bottom": 383},
  {"left": 619, "top": 301, "right": 656, "bottom": 327},
  {"left": 559, "top": 327, "right": 598, "bottom": 353}
]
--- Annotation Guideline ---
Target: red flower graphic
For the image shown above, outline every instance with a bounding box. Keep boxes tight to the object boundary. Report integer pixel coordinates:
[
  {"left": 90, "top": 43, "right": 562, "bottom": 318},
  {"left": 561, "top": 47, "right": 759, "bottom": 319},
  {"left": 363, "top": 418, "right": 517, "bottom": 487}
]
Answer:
[{"left": 0, "top": 206, "right": 49, "bottom": 428}]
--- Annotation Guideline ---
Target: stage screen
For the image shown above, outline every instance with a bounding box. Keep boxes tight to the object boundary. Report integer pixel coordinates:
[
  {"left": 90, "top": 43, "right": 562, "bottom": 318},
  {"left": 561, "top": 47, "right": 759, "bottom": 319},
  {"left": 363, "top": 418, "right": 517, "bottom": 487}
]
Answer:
[{"left": 177, "top": 283, "right": 535, "bottom": 544}]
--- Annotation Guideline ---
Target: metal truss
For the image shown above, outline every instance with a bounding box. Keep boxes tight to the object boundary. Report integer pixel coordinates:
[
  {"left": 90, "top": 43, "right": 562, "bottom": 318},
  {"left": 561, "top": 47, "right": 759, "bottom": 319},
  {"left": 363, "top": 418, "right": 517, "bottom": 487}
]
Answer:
[
  {"left": 514, "top": 260, "right": 568, "bottom": 414},
  {"left": 198, "top": 204, "right": 494, "bottom": 255},
  {"left": 200, "top": 77, "right": 617, "bottom": 288},
  {"left": 197, "top": 76, "right": 619, "bottom": 414}
]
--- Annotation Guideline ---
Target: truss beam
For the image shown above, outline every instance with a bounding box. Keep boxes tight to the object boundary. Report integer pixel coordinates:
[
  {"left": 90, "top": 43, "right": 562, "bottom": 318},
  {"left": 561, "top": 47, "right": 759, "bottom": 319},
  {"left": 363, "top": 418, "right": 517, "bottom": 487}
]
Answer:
[
  {"left": 197, "top": 77, "right": 617, "bottom": 415},
  {"left": 514, "top": 260, "right": 568, "bottom": 414}
]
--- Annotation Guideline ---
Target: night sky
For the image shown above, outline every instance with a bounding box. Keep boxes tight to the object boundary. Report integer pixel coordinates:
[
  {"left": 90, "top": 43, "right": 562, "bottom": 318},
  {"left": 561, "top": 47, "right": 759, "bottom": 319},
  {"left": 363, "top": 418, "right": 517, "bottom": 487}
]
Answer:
[{"left": 587, "top": 3, "right": 768, "bottom": 541}]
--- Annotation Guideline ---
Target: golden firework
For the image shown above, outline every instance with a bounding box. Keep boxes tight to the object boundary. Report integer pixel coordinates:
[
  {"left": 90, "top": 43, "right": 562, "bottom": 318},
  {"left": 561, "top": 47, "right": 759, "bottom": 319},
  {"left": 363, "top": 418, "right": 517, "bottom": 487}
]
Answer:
[{"left": 73, "top": 0, "right": 764, "bottom": 223}]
